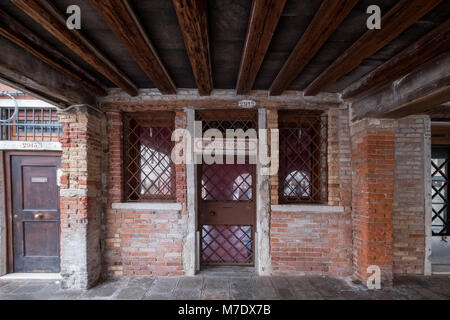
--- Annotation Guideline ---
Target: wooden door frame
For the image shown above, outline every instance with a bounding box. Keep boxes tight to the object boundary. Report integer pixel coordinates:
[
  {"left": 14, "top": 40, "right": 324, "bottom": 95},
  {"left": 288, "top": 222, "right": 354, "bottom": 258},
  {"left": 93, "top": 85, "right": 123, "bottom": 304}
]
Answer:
[{"left": 4, "top": 151, "right": 61, "bottom": 274}]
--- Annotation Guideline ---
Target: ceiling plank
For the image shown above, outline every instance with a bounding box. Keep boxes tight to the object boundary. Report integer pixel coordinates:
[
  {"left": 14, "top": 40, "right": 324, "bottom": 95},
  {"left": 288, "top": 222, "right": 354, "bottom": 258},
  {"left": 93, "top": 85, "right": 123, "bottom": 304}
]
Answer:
[
  {"left": 269, "top": 0, "right": 358, "bottom": 96},
  {"left": 11, "top": 0, "right": 138, "bottom": 96},
  {"left": 173, "top": 0, "right": 213, "bottom": 96},
  {"left": 343, "top": 19, "right": 450, "bottom": 99},
  {"left": 304, "top": 0, "right": 444, "bottom": 96},
  {"left": 431, "top": 125, "right": 450, "bottom": 135},
  {"left": 0, "top": 9, "right": 107, "bottom": 96},
  {"left": 432, "top": 137, "right": 450, "bottom": 145},
  {"left": 90, "top": 0, "right": 176, "bottom": 95},
  {"left": 237, "top": 0, "right": 287, "bottom": 95},
  {"left": 352, "top": 52, "right": 450, "bottom": 120},
  {"left": 0, "top": 36, "right": 96, "bottom": 106}
]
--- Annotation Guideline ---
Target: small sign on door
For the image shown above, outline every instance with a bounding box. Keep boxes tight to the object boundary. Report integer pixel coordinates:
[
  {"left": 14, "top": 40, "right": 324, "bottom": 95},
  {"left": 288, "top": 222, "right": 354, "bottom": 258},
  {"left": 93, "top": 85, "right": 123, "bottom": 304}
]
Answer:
[{"left": 31, "top": 177, "right": 48, "bottom": 183}]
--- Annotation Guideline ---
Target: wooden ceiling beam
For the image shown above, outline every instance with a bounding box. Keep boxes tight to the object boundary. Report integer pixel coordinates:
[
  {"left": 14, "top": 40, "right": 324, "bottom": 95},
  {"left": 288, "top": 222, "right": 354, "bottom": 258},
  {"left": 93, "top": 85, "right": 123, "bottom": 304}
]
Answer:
[
  {"left": 352, "top": 52, "right": 450, "bottom": 120},
  {"left": 343, "top": 19, "right": 450, "bottom": 99},
  {"left": 0, "top": 36, "right": 96, "bottom": 106},
  {"left": 173, "top": 0, "right": 213, "bottom": 96},
  {"left": 269, "top": 0, "right": 358, "bottom": 96},
  {"left": 304, "top": 0, "right": 443, "bottom": 96},
  {"left": 0, "top": 9, "right": 107, "bottom": 96},
  {"left": 11, "top": 0, "right": 138, "bottom": 96},
  {"left": 237, "top": 0, "right": 287, "bottom": 95},
  {"left": 90, "top": 0, "right": 176, "bottom": 95}
]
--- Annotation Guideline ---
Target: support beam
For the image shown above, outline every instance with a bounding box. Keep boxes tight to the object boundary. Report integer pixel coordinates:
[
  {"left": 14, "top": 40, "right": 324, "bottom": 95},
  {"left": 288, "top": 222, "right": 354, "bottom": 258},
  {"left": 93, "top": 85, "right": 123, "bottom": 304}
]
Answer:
[
  {"left": 304, "top": 0, "right": 443, "bottom": 96},
  {"left": 0, "top": 37, "right": 96, "bottom": 106},
  {"left": 0, "top": 9, "right": 107, "bottom": 96},
  {"left": 11, "top": 0, "right": 138, "bottom": 96},
  {"left": 173, "top": 0, "right": 213, "bottom": 96},
  {"left": 384, "top": 86, "right": 450, "bottom": 119},
  {"left": 269, "top": 0, "right": 358, "bottom": 96},
  {"left": 90, "top": 0, "right": 176, "bottom": 95},
  {"left": 237, "top": 0, "right": 287, "bottom": 95},
  {"left": 352, "top": 52, "right": 450, "bottom": 120},
  {"left": 343, "top": 19, "right": 450, "bottom": 99},
  {"left": 99, "top": 89, "right": 342, "bottom": 112}
]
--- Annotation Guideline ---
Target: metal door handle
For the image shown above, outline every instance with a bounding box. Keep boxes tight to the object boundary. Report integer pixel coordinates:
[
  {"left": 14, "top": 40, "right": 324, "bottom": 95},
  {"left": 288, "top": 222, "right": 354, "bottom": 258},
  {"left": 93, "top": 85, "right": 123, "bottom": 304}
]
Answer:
[
  {"left": 209, "top": 211, "right": 216, "bottom": 216},
  {"left": 34, "top": 213, "right": 44, "bottom": 220}
]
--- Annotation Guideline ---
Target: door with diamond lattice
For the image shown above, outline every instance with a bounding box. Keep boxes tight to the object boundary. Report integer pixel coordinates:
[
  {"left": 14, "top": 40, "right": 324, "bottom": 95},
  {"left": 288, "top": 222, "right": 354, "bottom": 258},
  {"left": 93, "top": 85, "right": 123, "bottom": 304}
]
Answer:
[
  {"left": 198, "top": 161, "right": 256, "bottom": 266},
  {"left": 197, "top": 111, "right": 257, "bottom": 266}
]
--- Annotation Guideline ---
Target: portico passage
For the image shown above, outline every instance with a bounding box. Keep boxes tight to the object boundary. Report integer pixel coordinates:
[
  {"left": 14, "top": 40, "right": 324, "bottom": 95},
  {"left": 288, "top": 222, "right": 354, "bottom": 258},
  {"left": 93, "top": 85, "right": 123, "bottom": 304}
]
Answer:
[{"left": 0, "top": 0, "right": 446, "bottom": 293}]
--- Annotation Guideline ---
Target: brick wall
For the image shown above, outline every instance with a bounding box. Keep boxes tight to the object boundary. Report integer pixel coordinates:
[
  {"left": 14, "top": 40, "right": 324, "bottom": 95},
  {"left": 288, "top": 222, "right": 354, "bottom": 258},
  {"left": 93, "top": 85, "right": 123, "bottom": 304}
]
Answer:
[
  {"left": 103, "top": 111, "right": 187, "bottom": 278},
  {"left": 393, "top": 116, "right": 427, "bottom": 275},
  {"left": 59, "top": 106, "right": 429, "bottom": 283},
  {"left": 59, "top": 108, "right": 105, "bottom": 289},
  {"left": 351, "top": 119, "right": 396, "bottom": 286},
  {"left": 270, "top": 109, "right": 353, "bottom": 276}
]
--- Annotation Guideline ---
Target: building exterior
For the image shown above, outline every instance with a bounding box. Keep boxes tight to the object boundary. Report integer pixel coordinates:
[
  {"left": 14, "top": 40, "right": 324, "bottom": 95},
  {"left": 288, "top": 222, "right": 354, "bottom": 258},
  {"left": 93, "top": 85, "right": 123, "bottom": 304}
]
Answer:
[{"left": 0, "top": 1, "right": 448, "bottom": 291}]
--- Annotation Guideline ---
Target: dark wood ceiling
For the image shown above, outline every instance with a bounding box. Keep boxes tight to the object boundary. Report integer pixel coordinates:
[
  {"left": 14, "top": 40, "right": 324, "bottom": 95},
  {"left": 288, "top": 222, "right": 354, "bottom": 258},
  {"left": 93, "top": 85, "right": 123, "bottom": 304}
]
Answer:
[{"left": 0, "top": 0, "right": 448, "bottom": 100}]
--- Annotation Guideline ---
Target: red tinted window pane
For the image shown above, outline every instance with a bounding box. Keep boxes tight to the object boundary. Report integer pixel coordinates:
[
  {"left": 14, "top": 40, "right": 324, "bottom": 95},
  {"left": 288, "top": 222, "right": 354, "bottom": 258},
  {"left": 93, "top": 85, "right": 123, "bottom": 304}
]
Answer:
[{"left": 202, "top": 163, "right": 253, "bottom": 201}]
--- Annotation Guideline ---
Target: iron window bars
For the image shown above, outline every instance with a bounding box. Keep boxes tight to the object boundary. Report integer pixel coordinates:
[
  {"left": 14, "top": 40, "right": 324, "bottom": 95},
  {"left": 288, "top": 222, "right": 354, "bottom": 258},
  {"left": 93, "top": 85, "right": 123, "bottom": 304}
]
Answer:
[
  {"left": 278, "top": 111, "right": 328, "bottom": 204},
  {"left": 123, "top": 112, "right": 176, "bottom": 202},
  {"left": 432, "top": 147, "right": 449, "bottom": 236},
  {"left": 0, "top": 107, "right": 62, "bottom": 142}
]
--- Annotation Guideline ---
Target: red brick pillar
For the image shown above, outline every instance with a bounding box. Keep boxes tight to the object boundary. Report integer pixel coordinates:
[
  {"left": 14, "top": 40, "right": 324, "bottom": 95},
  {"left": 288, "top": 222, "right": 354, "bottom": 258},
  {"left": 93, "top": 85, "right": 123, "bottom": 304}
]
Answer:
[
  {"left": 351, "top": 119, "right": 396, "bottom": 286},
  {"left": 103, "top": 112, "right": 124, "bottom": 277},
  {"left": 59, "top": 107, "right": 105, "bottom": 289}
]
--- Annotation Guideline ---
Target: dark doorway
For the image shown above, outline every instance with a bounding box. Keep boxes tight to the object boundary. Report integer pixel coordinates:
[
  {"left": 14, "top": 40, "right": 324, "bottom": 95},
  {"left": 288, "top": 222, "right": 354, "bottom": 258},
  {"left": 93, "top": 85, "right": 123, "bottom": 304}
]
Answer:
[{"left": 9, "top": 154, "right": 61, "bottom": 273}]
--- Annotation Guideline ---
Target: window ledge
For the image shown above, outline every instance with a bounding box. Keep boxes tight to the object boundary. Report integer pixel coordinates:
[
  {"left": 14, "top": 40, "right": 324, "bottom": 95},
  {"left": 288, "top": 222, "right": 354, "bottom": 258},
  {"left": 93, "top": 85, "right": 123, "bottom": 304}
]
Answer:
[
  {"left": 112, "top": 202, "right": 183, "bottom": 211},
  {"left": 271, "top": 204, "right": 345, "bottom": 213}
]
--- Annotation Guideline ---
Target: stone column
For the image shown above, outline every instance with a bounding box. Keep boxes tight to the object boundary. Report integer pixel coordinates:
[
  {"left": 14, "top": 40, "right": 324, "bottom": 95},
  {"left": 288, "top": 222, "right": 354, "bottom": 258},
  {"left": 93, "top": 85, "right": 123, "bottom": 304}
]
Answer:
[
  {"left": 59, "top": 107, "right": 105, "bottom": 289},
  {"left": 257, "top": 108, "right": 273, "bottom": 275}
]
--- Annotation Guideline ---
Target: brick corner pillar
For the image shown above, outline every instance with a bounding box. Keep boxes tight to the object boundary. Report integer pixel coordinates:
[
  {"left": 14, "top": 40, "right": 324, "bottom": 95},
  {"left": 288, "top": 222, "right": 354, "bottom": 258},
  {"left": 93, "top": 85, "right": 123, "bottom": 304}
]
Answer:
[
  {"left": 103, "top": 111, "right": 124, "bottom": 278},
  {"left": 351, "top": 118, "right": 396, "bottom": 287},
  {"left": 59, "top": 107, "right": 105, "bottom": 290}
]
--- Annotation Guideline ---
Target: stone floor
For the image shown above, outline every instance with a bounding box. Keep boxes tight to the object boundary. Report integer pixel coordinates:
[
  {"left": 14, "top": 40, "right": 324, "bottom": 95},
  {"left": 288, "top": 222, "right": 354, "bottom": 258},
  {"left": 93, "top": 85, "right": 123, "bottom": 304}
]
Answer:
[{"left": 1, "top": 273, "right": 450, "bottom": 300}]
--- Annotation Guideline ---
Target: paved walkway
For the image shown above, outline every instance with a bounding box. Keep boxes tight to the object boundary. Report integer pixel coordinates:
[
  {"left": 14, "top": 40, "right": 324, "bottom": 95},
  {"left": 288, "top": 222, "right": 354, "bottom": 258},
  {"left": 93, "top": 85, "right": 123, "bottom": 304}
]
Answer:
[{"left": 1, "top": 274, "right": 450, "bottom": 300}]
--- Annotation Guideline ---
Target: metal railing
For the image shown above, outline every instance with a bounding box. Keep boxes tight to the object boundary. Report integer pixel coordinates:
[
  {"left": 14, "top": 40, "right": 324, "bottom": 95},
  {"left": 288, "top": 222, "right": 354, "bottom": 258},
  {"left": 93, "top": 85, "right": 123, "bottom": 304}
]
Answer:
[{"left": 0, "top": 106, "right": 62, "bottom": 142}]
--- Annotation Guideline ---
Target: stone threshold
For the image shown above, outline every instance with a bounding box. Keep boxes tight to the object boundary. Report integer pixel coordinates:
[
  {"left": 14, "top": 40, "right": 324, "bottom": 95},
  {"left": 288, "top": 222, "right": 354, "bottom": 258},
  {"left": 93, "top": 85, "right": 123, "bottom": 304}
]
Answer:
[
  {"left": 0, "top": 273, "right": 62, "bottom": 280},
  {"left": 432, "top": 265, "right": 450, "bottom": 275}
]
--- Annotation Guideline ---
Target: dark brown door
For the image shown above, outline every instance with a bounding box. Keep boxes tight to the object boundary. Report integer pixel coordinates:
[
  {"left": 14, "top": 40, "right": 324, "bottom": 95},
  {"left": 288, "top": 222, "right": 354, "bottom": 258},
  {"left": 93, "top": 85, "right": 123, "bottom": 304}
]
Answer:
[
  {"left": 11, "top": 155, "right": 61, "bottom": 273},
  {"left": 198, "top": 161, "right": 256, "bottom": 266}
]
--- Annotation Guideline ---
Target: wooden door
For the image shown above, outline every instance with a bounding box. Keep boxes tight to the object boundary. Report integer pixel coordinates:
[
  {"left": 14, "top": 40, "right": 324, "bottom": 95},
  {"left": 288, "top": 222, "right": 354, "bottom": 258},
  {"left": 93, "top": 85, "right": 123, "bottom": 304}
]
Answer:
[
  {"left": 10, "top": 155, "right": 61, "bottom": 273},
  {"left": 198, "top": 161, "right": 256, "bottom": 266}
]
